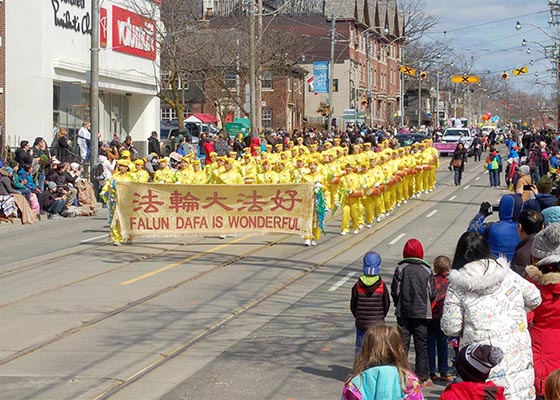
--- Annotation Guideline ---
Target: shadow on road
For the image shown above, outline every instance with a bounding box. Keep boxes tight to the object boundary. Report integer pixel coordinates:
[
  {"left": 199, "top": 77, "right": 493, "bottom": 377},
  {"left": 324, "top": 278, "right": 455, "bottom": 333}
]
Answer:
[{"left": 296, "top": 364, "right": 351, "bottom": 381}]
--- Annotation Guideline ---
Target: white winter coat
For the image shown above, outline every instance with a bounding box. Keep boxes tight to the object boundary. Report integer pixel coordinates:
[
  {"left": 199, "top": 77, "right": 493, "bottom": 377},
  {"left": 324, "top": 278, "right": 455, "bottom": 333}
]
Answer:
[{"left": 441, "top": 256, "right": 542, "bottom": 400}]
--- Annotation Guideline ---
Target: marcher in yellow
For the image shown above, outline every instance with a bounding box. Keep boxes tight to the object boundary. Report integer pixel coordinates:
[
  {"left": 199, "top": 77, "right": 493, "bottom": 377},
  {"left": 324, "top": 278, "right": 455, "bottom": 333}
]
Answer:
[
  {"left": 362, "top": 157, "right": 383, "bottom": 226},
  {"left": 257, "top": 159, "right": 279, "bottom": 184},
  {"left": 153, "top": 157, "right": 176, "bottom": 183},
  {"left": 339, "top": 163, "right": 362, "bottom": 235},
  {"left": 275, "top": 160, "right": 292, "bottom": 183},
  {"left": 186, "top": 160, "right": 207, "bottom": 184},
  {"left": 218, "top": 158, "right": 243, "bottom": 184},
  {"left": 175, "top": 157, "right": 192, "bottom": 184},
  {"left": 100, "top": 159, "right": 135, "bottom": 246},
  {"left": 239, "top": 153, "right": 257, "bottom": 184},
  {"left": 302, "top": 159, "right": 329, "bottom": 246},
  {"left": 133, "top": 158, "right": 150, "bottom": 183},
  {"left": 424, "top": 140, "right": 439, "bottom": 191}
]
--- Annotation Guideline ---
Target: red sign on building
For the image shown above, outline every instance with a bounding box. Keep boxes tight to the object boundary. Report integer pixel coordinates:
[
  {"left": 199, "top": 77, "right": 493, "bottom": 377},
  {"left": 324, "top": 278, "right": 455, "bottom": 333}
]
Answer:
[
  {"left": 100, "top": 7, "right": 108, "bottom": 48},
  {"left": 112, "top": 5, "right": 156, "bottom": 60}
]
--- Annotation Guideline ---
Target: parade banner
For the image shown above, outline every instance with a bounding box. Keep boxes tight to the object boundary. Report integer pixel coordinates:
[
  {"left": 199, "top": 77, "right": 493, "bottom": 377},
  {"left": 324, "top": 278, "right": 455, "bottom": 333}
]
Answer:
[
  {"left": 312, "top": 61, "right": 329, "bottom": 93},
  {"left": 115, "top": 182, "right": 314, "bottom": 238}
]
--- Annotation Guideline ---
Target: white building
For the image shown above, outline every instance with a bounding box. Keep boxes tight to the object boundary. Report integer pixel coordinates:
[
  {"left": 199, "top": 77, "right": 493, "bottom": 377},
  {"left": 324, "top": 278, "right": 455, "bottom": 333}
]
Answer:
[{"left": 6, "top": 0, "right": 160, "bottom": 148}]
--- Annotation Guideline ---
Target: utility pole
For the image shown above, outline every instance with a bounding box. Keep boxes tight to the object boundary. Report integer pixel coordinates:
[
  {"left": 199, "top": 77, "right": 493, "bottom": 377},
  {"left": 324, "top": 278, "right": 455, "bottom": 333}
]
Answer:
[
  {"left": 399, "top": 45, "right": 404, "bottom": 128},
  {"left": 435, "top": 72, "right": 440, "bottom": 128},
  {"left": 327, "top": 14, "right": 336, "bottom": 134},
  {"left": 366, "top": 33, "right": 373, "bottom": 127},
  {"left": 236, "top": 39, "right": 241, "bottom": 119},
  {"left": 417, "top": 76, "right": 422, "bottom": 128},
  {"left": 256, "top": 0, "right": 263, "bottom": 135},
  {"left": 90, "top": 0, "right": 99, "bottom": 182},
  {"left": 249, "top": 1, "right": 257, "bottom": 137}
]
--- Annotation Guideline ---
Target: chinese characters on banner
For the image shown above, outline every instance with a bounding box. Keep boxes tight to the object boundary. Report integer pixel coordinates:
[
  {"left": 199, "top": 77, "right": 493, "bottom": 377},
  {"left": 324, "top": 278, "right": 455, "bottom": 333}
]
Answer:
[{"left": 115, "top": 182, "right": 314, "bottom": 238}]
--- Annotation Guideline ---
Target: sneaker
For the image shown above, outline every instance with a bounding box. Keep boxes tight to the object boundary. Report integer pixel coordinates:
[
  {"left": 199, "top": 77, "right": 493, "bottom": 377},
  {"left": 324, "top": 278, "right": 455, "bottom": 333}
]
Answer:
[
  {"left": 112, "top": 241, "right": 122, "bottom": 246},
  {"left": 353, "top": 230, "right": 359, "bottom": 235},
  {"left": 403, "top": 200, "right": 407, "bottom": 204},
  {"left": 396, "top": 202, "right": 401, "bottom": 207},
  {"left": 376, "top": 216, "right": 382, "bottom": 223},
  {"left": 311, "top": 240, "right": 317, "bottom": 246},
  {"left": 49, "top": 213, "right": 63, "bottom": 220},
  {"left": 366, "top": 224, "right": 372, "bottom": 228},
  {"left": 439, "top": 373, "right": 454, "bottom": 382},
  {"left": 430, "top": 374, "right": 438, "bottom": 382},
  {"left": 358, "top": 224, "right": 364, "bottom": 230},
  {"left": 421, "top": 379, "right": 433, "bottom": 387},
  {"left": 304, "top": 239, "right": 311, "bottom": 246},
  {"left": 340, "top": 231, "right": 348, "bottom": 236}
]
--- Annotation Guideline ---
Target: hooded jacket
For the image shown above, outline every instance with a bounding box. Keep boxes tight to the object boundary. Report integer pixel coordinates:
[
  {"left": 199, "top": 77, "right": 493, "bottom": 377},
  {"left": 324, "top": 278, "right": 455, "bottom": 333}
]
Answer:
[
  {"left": 342, "top": 366, "right": 422, "bottom": 400},
  {"left": 468, "top": 194, "right": 523, "bottom": 261},
  {"left": 442, "top": 257, "right": 541, "bottom": 400},
  {"left": 525, "top": 263, "right": 560, "bottom": 396},
  {"left": 390, "top": 258, "right": 435, "bottom": 319}
]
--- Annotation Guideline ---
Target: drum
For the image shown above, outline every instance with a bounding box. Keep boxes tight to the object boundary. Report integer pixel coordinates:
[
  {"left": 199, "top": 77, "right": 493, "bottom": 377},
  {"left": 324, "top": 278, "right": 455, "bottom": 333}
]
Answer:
[
  {"left": 378, "top": 185, "right": 386, "bottom": 193},
  {"left": 370, "top": 187, "right": 381, "bottom": 196},
  {"left": 397, "top": 170, "right": 407, "bottom": 177},
  {"left": 331, "top": 176, "right": 341, "bottom": 184},
  {"left": 423, "top": 165, "right": 433, "bottom": 171},
  {"left": 349, "top": 189, "right": 364, "bottom": 197},
  {"left": 244, "top": 178, "right": 255, "bottom": 184}
]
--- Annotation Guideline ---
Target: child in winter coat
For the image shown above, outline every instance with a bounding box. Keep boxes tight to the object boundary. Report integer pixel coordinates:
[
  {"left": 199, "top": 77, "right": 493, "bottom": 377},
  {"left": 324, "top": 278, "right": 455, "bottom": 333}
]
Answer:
[
  {"left": 350, "top": 251, "right": 390, "bottom": 356},
  {"left": 439, "top": 344, "right": 506, "bottom": 400},
  {"left": 427, "top": 255, "right": 452, "bottom": 382},
  {"left": 342, "top": 325, "right": 424, "bottom": 400}
]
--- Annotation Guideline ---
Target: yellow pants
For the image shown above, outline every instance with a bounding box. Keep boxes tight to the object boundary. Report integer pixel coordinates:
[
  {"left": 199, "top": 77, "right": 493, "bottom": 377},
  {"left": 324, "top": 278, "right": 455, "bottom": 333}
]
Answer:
[
  {"left": 373, "top": 194, "right": 386, "bottom": 216},
  {"left": 403, "top": 176, "right": 411, "bottom": 200},
  {"left": 395, "top": 180, "right": 404, "bottom": 204},
  {"left": 328, "top": 184, "right": 339, "bottom": 211},
  {"left": 363, "top": 196, "right": 374, "bottom": 225},
  {"left": 341, "top": 197, "right": 361, "bottom": 233},
  {"left": 384, "top": 185, "right": 396, "bottom": 210},
  {"left": 357, "top": 198, "right": 365, "bottom": 226},
  {"left": 428, "top": 167, "right": 437, "bottom": 189},
  {"left": 416, "top": 170, "right": 425, "bottom": 193},
  {"left": 422, "top": 167, "right": 431, "bottom": 191},
  {"left": 110, "top": 219, "right": 123, "bottom": 243}
]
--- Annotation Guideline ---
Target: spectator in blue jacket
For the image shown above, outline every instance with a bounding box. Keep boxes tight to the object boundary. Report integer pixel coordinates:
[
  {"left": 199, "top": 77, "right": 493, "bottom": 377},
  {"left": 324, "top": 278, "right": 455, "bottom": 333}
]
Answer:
[
  {"left": 523, "top": 175, "right": 557, "bottom": 213},
  {"left": 468, "top": 193, "right": 523, "bottom": 261}
]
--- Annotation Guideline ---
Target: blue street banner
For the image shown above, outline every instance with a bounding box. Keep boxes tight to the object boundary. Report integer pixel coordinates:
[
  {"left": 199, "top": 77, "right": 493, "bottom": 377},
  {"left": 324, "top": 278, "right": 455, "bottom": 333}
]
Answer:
[{"left": 313, "top": 61, "right": 329, "bottom": 93}]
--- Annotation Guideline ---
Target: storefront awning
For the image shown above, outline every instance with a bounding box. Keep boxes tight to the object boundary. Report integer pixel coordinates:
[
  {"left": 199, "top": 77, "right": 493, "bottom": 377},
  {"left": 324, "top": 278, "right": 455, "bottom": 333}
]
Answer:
[{"left": 186, "top": 113, "right": 218, "bottom": 124}]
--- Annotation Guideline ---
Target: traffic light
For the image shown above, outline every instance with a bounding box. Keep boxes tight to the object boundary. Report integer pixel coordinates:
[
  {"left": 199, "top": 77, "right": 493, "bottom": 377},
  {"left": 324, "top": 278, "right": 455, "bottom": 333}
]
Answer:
[
  {"left": 501, "top": 72, "right": 509, "bottom": 80},
  {"left": 420, "top": 71, "right": 428, "bottom": 79}
]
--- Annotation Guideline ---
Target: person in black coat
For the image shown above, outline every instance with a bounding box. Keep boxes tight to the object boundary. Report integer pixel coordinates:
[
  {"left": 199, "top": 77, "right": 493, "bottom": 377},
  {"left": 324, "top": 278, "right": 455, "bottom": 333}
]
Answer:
[
  {"left": 350, "top": 251, "right": 390, "bottom": 356},
  {"left": 391, "top": 239, "right": 436, "bottom": 385},
  {"left": 15, "top": 141, "right": 33, "bottom": 167},
  {"left": 449, "top": 143, "right": 468, "bottom": 186},
  {"left": 147, "top": 131, "right": 161, "bottom": 156}
]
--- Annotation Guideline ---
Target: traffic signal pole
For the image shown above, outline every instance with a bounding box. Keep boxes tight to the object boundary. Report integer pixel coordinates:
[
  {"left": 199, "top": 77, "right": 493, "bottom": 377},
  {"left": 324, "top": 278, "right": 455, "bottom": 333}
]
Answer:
[{"left": 327, "top": 14, "right": 335, "bottom": 134}]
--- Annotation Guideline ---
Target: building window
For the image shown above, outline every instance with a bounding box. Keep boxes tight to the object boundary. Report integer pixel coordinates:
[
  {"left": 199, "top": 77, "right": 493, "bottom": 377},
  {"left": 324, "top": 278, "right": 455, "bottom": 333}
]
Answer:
[
  {"left": 262, "top": 71, "right": 273, "bottom": 90},
  {"left": 224, "top": 71, "right": 237, "bottom": 90},
  {"left": 161, "top": 108, "right": 177, "bottom": 120},
  {"left": 262, "top": 108, "right": 273, "bottom": 128},
  {"left": 332, "top": 78, "right": 338, "bottom": 92}
]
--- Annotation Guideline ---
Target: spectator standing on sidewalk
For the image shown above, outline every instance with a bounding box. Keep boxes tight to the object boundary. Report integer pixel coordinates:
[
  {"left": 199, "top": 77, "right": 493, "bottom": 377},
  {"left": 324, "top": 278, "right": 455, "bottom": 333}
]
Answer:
[
  {"left": 391, "top": 238, "right": 436, "bottom": 387},
  {"left": 442, "top": 231, "right": 541, "bottom": 400},
  {"left": 350, "top": 251, "right": 390, "bottom": 357}
]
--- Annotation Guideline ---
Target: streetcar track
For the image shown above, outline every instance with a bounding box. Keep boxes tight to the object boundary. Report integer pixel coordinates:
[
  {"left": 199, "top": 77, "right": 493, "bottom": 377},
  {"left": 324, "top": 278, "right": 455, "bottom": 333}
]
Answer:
[{"left": 0, "top": 166, "right": 464, "bottom": 399}]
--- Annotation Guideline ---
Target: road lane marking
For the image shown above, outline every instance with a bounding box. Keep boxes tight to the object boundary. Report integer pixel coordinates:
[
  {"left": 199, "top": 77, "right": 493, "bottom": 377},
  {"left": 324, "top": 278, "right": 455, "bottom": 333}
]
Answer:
[
  {"left": 463, "top": 185, "right": 471, "bottom": 190},
  {"left": 426, "top": 210, "right": 438, "bottom": 218},
  {"left": 475, "top": 177, "right": 480, "bottom": 181},
  {"left": 389, "top": 233, "right": 406, "bottom": 245},
  {"left": 328, "top": 272, "right": 356, "bottom": 292},
  {"left": 449, "top": 196, "right": 456, "bottom": 201},
  {"left": 80, "top": 234, "right": 107, "bottom": 244},
  {"left": 120, "top": 236, "right": 246, "bottom": 285}
]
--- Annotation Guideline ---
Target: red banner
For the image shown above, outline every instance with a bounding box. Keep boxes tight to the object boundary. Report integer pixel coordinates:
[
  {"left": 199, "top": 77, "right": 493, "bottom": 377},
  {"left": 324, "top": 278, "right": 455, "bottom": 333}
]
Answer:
[
  {"left": 100, "top": 7, "right": 107, "bottom": 48},
  {"left": 112, "top": 5, "right": 156, "bottom": 60}
]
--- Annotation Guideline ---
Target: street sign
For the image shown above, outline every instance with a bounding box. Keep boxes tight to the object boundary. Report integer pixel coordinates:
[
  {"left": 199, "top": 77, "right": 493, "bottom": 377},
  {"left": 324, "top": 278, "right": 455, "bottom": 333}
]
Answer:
[
  {"left": 451, "top": 75, "right": 481, "bottom": 84},
  {"left": 225, "top": 123, "right": 245, "bottom": 136},
  {"left": 513, "top": 66, "right": 528, "bottom": 76},
  {"left": 400, "top": 65, "right": 417, "bottom": 76}
]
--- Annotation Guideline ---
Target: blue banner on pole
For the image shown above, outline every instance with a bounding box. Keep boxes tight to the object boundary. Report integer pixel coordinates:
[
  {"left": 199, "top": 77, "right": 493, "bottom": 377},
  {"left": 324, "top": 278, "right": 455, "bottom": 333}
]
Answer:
[{"left": 313, "top": 61, "right": 329, "bottom": 93}]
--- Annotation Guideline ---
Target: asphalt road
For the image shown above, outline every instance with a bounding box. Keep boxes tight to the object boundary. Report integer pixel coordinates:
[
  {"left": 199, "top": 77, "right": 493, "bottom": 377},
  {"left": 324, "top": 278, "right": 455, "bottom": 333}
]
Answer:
[{"left": 0, "top": 155, "right": 508, "bottom": 400}]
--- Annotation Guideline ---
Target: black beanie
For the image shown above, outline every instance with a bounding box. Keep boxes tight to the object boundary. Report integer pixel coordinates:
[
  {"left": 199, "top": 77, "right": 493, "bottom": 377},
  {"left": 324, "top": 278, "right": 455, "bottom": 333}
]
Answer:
[{"left": 456, "top": 344, "right": 504, "bottom": 382}]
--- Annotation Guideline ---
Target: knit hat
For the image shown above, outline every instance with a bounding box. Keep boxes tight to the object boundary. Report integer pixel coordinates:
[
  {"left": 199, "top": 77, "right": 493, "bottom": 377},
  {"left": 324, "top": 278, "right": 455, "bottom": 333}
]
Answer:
[
  {"left": 519, "top": 165, "right": 530, "bottom": 175},
  {"left": 47, "top": 181, "right": 57, "bottom": 190},
  {"left": 70, "top": 162, "right": 80, "bottom": 171},
  {"left": 532, "top": 222, "right": 560, "bottom": 259},
  {"left": 363, "top": 251, "right": 382, "bottom": 275},
  {"left": 537, "top": 175, "right": 553, "bottom": 194},
  {"left": 456, "top": 344, "right": 504, "bottom": 382},
  {"left": 403, "top": 239, "right": 424, "bottom": 259},
  {"left": 542, "top": 206, "right": 560, "bottom": 227}
]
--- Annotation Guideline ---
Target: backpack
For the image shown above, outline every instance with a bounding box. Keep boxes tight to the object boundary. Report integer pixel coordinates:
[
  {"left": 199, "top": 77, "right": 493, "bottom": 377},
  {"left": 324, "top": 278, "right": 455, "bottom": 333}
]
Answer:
[{"left": 94, "top": 162, "right": 104, "bottom": 181}]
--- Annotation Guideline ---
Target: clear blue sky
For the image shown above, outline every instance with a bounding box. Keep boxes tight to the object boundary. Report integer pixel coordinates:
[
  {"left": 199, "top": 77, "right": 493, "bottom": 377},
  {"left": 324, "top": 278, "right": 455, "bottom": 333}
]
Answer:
[{"left": 423, "top": 1, "right": 554, "bottom": 93}]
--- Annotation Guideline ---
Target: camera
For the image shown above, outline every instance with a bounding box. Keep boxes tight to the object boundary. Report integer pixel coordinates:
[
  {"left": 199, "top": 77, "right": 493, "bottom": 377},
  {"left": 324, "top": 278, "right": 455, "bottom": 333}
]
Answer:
[
  {"left": 488, "top": 204, "right": 500, "bottom": 214},
  {"left": 523, "top": 185, "right": 533, "bottom": 191}
]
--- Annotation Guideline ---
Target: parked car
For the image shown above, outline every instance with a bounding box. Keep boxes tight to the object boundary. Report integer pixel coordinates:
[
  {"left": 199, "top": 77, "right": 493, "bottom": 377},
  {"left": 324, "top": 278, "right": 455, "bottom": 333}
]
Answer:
[{"left": 159, "top": 121, "right": 217, "bottom": 156}]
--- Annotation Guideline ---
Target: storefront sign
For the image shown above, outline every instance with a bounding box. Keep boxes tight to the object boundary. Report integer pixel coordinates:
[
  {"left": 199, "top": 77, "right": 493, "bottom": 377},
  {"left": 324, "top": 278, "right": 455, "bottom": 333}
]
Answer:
[
  {"left": 115, "top": 182, "right": 314, "bottom": 238},
  {"left": 112, "top": 5, "right": 156, "bottom": 60},
  {"left": 51, "top": 0, "right": 91, "bottom": 35}
]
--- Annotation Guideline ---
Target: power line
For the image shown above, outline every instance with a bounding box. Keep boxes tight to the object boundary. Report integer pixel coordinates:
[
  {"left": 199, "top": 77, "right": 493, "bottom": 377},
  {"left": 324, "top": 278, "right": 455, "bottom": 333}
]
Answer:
[{"left": 429, "top": 10, "right": 548, "bottom": 34}]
